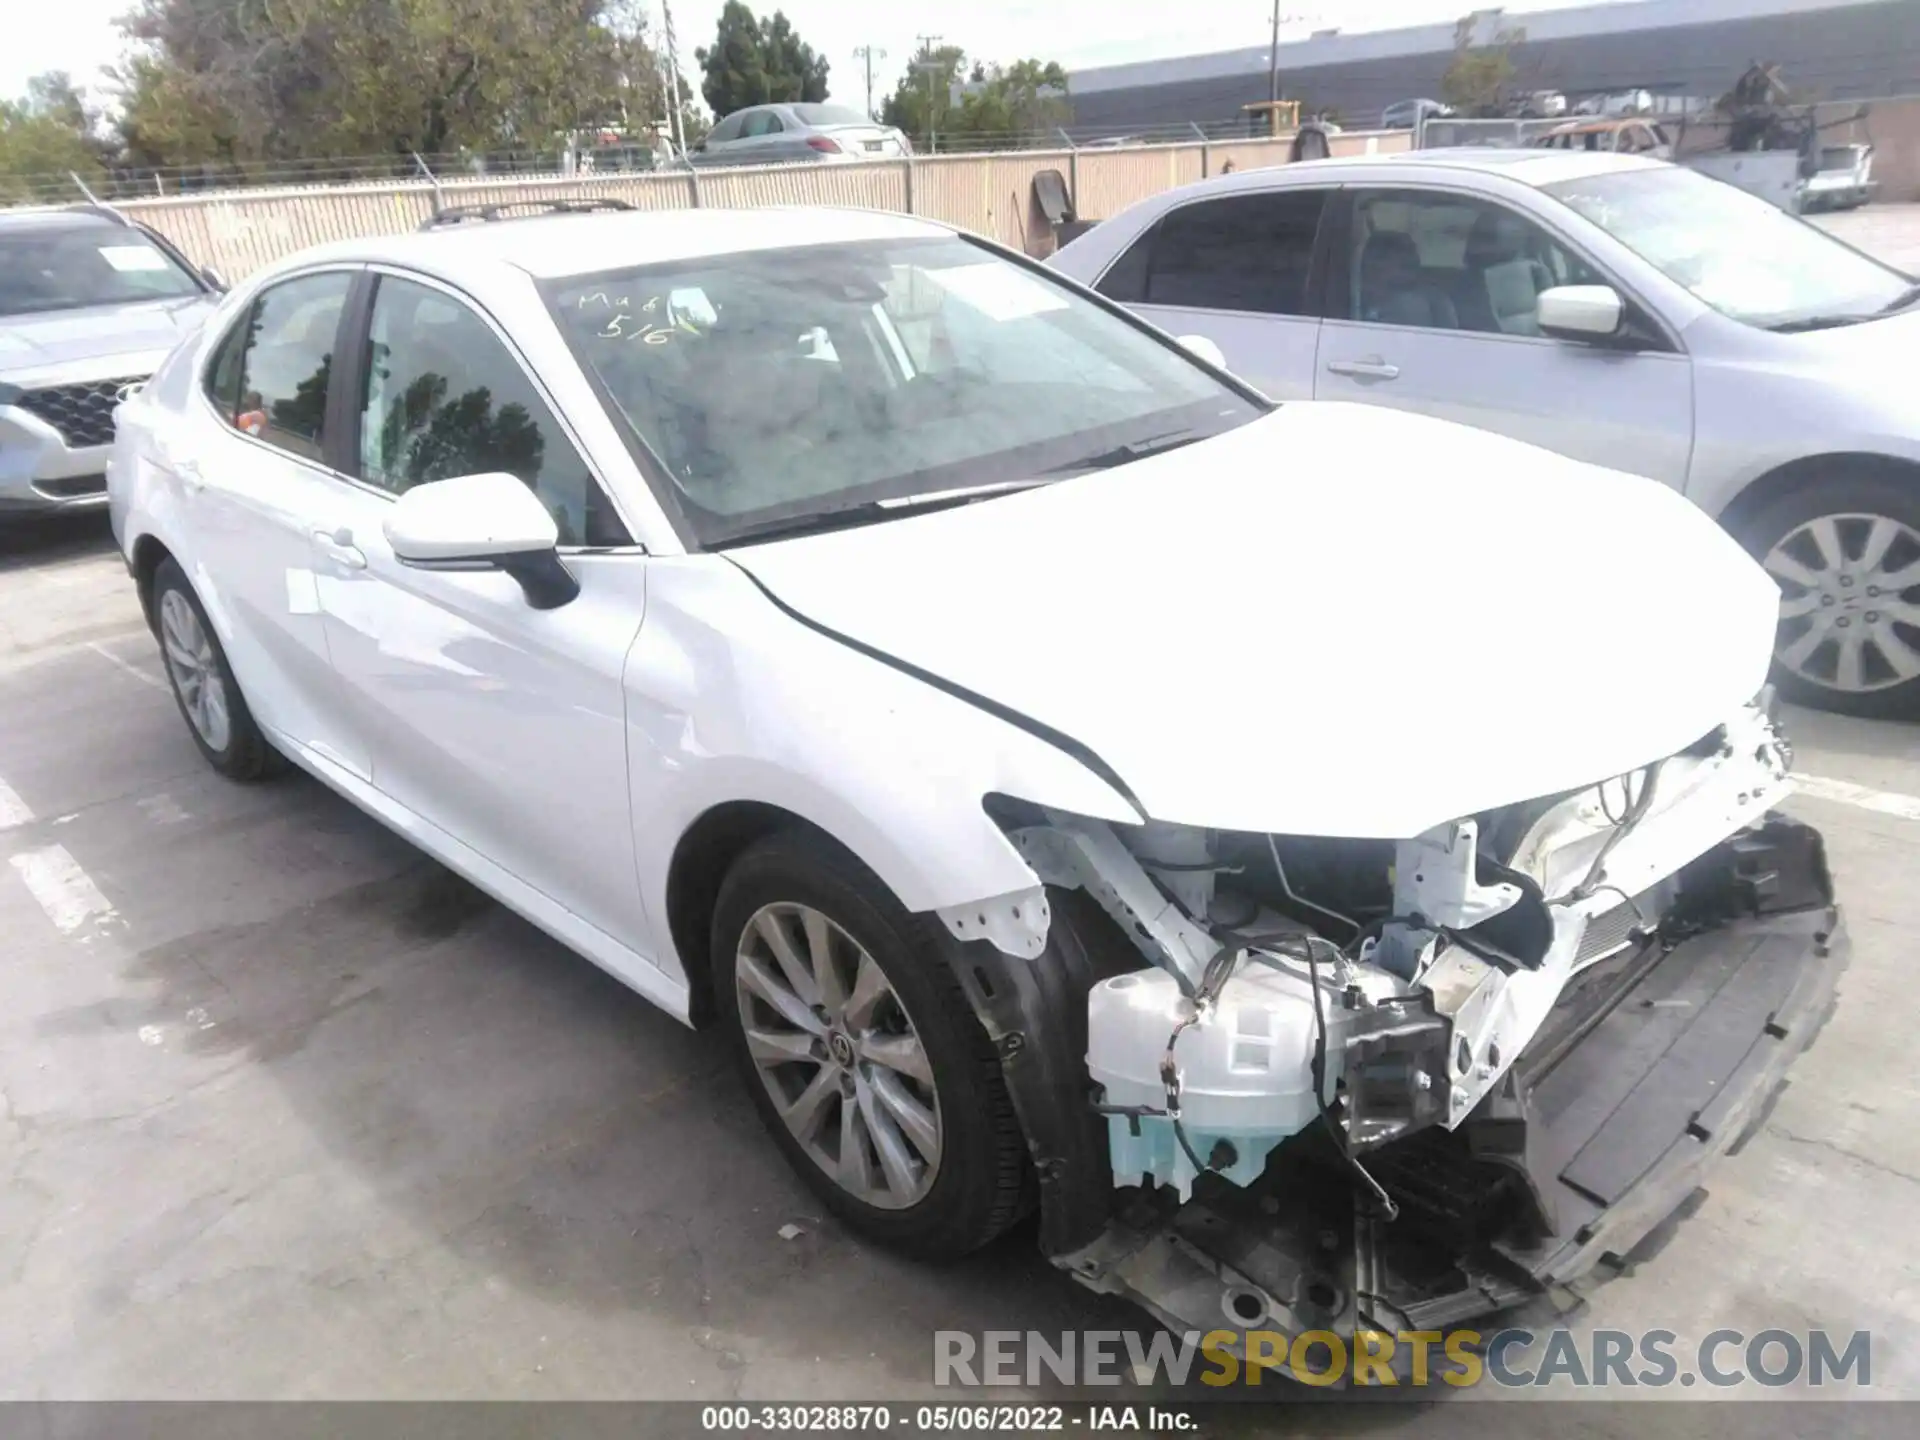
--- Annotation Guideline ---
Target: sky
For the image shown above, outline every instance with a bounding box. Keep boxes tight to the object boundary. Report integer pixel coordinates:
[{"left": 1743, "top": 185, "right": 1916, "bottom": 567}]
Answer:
[{"left": 5, "top": 0, "right": 1608, "bottom": 117}]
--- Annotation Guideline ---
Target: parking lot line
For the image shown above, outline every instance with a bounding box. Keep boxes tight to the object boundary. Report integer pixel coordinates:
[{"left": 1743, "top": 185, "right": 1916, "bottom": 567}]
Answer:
[
  {"left": 87, "top": 640, "right": 168, "bottom": 690},
  {"left": 1795, "top": 772, "right": 1920, "bottom": 824},
  {"left": 8, "top": 844, "right": 117, "bottom": 934},
  {"left": 0, "top": 774, "right": 29, "bottom": 831}
]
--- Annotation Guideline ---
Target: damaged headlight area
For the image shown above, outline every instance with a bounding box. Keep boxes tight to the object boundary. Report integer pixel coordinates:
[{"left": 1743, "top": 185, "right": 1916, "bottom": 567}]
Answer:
[{"left": 945, "top": 702, "right": 1846, "bottom": 1361}]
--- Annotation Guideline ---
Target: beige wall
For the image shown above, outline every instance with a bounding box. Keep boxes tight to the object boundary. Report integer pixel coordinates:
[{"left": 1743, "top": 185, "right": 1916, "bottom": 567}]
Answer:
[
  {"left": 1856, "top": 97, "right": 1920, "bottom": 204},
  {"left": 28, "top": 97, "right": 1920, "bottom": 285},
  {"left": 104, "top": 130, "right": 1414, "bottom": 280}
]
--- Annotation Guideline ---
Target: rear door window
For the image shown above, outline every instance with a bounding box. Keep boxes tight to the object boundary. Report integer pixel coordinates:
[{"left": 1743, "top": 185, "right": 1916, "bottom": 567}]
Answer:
[{"left": 1097, "top": 190, "right": 1331, "bottom": 316}]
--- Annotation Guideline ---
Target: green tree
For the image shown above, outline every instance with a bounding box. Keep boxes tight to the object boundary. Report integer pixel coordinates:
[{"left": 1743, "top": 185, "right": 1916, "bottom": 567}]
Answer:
[
  {"left": 114, "top": 0, "right": 684, "bottom": 169},
  {"left": 1440, "top": 14, "right": 1526, "bottom": 116},
  {"left": 954, "top": 60, "right": 1071, "bottom": 146},
  {"left": 694, "top": 2, "right": 827, "bottom": 119},
  {"left": 879, "top": 41, "right": 965, "bottom": 141},
  {"left": 0, "top": 72, "right": 109, "bottom": 203}
]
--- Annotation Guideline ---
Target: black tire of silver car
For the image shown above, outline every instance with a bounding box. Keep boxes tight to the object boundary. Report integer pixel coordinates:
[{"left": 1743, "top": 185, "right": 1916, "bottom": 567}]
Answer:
[
  {"left": 1739, "top": 470, "right": 1920, "bottom": 721},
  {"left": 151, "top": 558, "right": 284, "bottom": 781},
  {"left": 711, "top": 830, "right": 1031, "bottom": 1260}
]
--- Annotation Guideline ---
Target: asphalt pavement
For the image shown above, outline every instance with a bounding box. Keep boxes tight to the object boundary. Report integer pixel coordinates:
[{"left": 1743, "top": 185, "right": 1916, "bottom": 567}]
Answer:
[{"left": 2, "top": 209, "right": 1919, "bottom": 1410}]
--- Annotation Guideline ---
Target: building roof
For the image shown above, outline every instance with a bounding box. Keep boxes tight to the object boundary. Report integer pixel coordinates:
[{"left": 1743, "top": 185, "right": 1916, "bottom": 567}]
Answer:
[{"left": 1069, "top": 0, "right": 1896, "bottom": 96}]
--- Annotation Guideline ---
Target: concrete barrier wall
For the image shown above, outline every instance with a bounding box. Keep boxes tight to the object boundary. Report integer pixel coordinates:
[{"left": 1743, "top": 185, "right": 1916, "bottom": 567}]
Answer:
[{"left": 102, "top": 130, "right": 1414, "bottom": 279}]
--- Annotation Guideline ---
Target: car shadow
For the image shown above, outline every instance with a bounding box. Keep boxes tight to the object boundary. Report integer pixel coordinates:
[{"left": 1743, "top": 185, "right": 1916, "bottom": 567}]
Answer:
[
  {"left": 0, "top": 509, "right": 117, "bottom": 572},
  {"left": 46, "top": 750, "right": 1131, "bottom": 1397},
  {"left": 1781, "top": 702, "right": 1919, "bottom": 764}
]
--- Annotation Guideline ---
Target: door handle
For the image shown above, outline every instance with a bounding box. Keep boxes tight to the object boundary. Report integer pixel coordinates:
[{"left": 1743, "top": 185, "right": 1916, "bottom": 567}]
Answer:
[
  {"left": 175, "top": 458, "right": 205, "bottom": 494},
  {"left": 312, "top": 527, "right": 367, "bottom": 571},
  {"left": 1326, "top": 357, "right": 1401, "bottom": 381}
]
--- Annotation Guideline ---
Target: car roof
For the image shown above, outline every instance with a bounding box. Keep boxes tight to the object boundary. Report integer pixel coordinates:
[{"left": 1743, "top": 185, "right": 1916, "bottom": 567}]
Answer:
[
  {"left": 279, "top": 204, "right": 956, "bottom": 283},
  {"left": 1183, "top": 147, "right": 1664, "bottom": 196},
  {"left": 0, "top": 205, "right": 127, "bottom": 234}
]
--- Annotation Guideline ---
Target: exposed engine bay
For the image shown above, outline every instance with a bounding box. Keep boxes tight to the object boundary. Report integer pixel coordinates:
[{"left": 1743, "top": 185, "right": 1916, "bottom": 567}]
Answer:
[{"left": 944, "top": 700, "right": 1846, "bottom": 1371}]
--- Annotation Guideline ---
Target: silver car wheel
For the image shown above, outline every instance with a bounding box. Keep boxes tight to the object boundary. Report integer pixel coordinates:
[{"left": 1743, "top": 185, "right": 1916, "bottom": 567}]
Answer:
[
  {"left": 1764, "top": 512, "right": 1920, "bottom": 694},
  {"left": 159, "top": 588, "right": 233, "bottom": 752},
  {"left": 734, "top": 901, "right": 943, "bottom": 1210}
]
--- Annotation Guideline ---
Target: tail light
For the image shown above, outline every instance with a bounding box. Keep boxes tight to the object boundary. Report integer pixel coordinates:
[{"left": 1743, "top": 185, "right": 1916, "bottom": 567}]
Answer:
[{"left": 806, "top": 136, "right": 843, "bottom": 154}]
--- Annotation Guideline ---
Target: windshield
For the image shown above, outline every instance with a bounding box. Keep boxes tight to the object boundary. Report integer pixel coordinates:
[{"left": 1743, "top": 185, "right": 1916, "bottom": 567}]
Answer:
[
  {"left": 0, "top": 225, "right": 202, "bottom": 318},
  {"left": 1543, "top": 166, "right": 1910, "bottom": 330},
  {"left": 545, "top": 236, "right": 1262, "bottom": 546},
  {"left": 790, "top": 105, "right": 872, "bottom": 127}
]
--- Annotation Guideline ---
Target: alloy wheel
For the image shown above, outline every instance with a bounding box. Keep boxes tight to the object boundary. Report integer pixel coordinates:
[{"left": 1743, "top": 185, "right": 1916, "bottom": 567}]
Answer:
[
  {"left": 158, "top": 589, "right": 233, "bottom": 752},
  {"left": 733, "top": 901, "right": 943, "bottom": 1210},
  {"left": 1764, "top": 512, "right": 1920, "bottom": 695}
]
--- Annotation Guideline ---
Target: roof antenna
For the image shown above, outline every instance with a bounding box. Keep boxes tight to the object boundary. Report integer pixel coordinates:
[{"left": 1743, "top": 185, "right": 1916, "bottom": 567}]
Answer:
[
  {"left": 70, "top": 171, "right": 131, "bottom": 225},
  {"left": 412, "top": 151, "right": 446, "bottom": 217}
]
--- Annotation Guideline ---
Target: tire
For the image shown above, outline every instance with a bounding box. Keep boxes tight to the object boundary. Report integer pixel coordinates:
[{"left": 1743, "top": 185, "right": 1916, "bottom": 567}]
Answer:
[
  {"left": 711, "top": 830, "right": 1030, "bottom": 1260},
  {"left": 151, "top": 558, "right": 284, "bottom": 780},
  {"left": 1735, "top": 468, "right": 1920, "bottom": 720}
]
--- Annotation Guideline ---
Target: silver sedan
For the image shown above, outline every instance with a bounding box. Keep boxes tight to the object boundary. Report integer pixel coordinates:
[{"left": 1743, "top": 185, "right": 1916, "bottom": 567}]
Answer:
[
  {"left": 690, "top": 104, "right": 911, "bottom": 167},
  {"left": 1051, "top": 150, "right": 1920, "bottom": 718}
]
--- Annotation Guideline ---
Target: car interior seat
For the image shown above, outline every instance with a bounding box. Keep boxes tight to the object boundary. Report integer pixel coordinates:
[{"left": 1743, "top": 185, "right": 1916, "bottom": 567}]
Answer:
[
  {"left": 1458, "top": 210, "right": 1553, "bottom": 336},
  {"left": 1356, "top": 230, "right": 1458, "bottom": 329}
]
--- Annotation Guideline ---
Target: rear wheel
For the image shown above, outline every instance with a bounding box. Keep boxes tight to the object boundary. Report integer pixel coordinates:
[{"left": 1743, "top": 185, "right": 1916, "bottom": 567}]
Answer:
[
  {"left": 1739, "top": 471, "right": 1920, "bottom": 720},
  {"left": 711, "top": 831, "right": 1030, "bottom": 1259},
  {"left": 152, "top": 559, "right": 282, "bottom": 780}
]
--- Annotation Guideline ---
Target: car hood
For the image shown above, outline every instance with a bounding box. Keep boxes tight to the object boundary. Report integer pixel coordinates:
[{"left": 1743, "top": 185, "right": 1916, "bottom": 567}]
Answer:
[
  {"left": 1779, "top": 305, "right": 1920, "bottom": 371},
  {"left": 0, "top": 296, "right": 216, "bottom": 382},
  {"left": 729, "top": 403, "right": 1779, "bottom": 839}
]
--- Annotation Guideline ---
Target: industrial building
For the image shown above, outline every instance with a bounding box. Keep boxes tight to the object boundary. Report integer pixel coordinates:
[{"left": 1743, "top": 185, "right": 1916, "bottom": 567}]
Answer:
[{"left": 1066, "top": 0, "right": 1920, "bottom": 133}]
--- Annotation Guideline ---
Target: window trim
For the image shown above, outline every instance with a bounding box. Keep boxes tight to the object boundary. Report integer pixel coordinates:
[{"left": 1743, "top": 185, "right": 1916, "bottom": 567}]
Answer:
[
  {"left": 193, "top": 262, "right": 379, "bottom": 490},
  {"left": 1322, "top": 182, "right": 1685, "bottom": 354},
  {"left": 1092, "top": 182, "right": 1343, "bottom": 321},
  {"left": 347, "top": 263, "right": 644, "bottom": 551}
]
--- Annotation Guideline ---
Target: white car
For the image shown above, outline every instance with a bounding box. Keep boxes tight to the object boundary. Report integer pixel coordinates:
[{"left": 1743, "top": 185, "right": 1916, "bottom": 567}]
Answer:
[
  {"left": 109, "top": 203, "right": 1844, "bottom": 1350},
  {"left": 1049, "top": 152, "right": 1920, "bottom": 719}
]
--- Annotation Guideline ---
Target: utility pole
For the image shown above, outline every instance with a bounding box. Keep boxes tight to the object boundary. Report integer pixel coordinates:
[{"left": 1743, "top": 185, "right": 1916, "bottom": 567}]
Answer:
[
  {"left": 915, "top": 33, "right": 944, "bottom": 153},
  {"left": 1269, "top": 5, "right": 1284, "bottom": 105},
  {"left": 1268, "top": 7, "right": 1316, "bottom": 106},
  {"left": 659, "top": 0, "right": 689, "bottom": 163},
  {"left": 853, "top": 45, "right": 887, "bottom": 120}
]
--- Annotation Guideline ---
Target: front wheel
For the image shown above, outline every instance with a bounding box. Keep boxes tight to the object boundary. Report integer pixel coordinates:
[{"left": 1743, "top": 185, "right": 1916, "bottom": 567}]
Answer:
[
  {"left": 1739, "top": 471, "right": 1920, "bottom": 719},
  {"left": 711, "top": 831, "right": 1031, "bottom": 1259}
]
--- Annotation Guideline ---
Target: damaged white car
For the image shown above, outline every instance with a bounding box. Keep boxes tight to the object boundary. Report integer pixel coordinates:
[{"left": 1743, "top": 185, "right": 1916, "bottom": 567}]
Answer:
[{"left": 109, "top": 203, "right": 1845, "bottom": 1354}]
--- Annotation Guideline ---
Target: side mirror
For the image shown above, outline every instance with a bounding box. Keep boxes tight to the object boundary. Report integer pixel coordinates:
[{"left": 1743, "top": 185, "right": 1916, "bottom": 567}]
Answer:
[
  {"left": 200, "top": 265, "right": 228, "bottom": 293},
  {"left": 383, "top": 472, "right": 579, "bottom": 610},
  {"left": 1537, "top": 284, "right": 1625, "bottom": 342},
  {"left": 1176, "top": 333, "right": 1229, "bottom": 370}
]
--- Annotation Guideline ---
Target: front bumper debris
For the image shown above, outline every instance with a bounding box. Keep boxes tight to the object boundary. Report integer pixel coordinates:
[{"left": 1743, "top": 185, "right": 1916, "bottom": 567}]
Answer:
[{"left": 1055, "top": 816, "right": 1846, "bottom": 1360}]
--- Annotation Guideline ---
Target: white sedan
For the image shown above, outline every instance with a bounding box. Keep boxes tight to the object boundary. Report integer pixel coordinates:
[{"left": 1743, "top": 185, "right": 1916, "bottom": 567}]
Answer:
[{"left": 109, "top": 203, "right": 1845, "bottom": 1345}]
